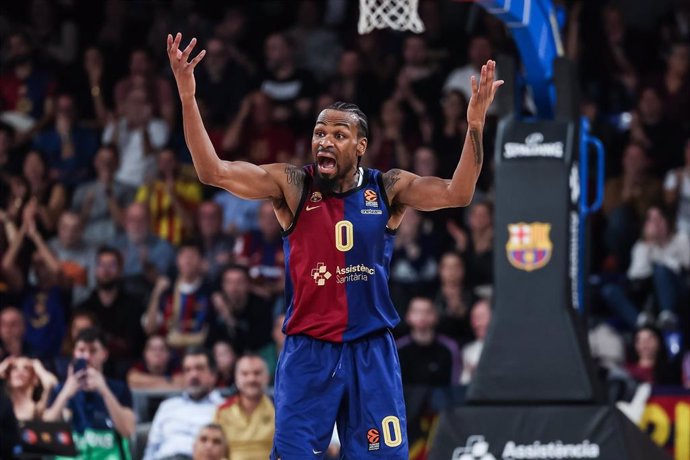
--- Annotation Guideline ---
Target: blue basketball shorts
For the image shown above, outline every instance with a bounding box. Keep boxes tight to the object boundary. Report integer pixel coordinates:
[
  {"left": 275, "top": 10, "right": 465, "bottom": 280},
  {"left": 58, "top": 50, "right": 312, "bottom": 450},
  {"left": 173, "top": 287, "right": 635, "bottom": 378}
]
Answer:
[{"left": 270, "top": 330, "right": 408, "bottom": 459}]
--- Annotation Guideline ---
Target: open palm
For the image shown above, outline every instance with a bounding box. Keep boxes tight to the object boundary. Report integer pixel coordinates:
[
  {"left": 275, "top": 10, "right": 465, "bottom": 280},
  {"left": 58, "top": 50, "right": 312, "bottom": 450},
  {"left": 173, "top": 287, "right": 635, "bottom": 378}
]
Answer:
[
  {"left": 167, "top": 32, "right": 206, "bottom": 99},
  {"left": 467, "top": 59, "right": 504, "bottom": 129}
]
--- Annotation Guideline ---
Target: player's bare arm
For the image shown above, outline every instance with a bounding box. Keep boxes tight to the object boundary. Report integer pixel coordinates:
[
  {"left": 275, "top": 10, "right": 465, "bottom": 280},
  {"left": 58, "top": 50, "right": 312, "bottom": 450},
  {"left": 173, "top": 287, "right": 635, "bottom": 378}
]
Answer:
[
  {"left": 166, "top": 33, "right": 304, "bottom": 228},
  {"left": 383, "top": 60, "right": 503, "bottom": 217}
]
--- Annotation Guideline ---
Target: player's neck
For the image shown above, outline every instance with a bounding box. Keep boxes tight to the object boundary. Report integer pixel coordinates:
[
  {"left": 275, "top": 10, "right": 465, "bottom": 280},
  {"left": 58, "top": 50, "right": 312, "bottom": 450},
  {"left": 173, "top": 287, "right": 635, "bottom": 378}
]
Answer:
[{"left": 329, "top": 168, "right": 361, "bottom": 194}]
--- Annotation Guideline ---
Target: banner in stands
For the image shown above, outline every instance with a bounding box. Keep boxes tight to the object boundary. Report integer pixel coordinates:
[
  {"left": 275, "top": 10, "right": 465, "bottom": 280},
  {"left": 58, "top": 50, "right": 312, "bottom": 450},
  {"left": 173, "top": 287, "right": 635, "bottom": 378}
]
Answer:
[
  {"left": 428, "top": 405, "right": 670, "bottom": 460},
  {"left": 641, "top": 387, "right": 690, "bottom": 460}
]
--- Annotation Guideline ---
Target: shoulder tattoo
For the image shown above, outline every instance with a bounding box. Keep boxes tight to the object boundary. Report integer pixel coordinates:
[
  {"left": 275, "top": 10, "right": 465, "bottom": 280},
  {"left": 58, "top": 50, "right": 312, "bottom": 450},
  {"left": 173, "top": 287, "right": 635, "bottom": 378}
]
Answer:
[
  {"left": 284, "top": 166, "right": 305, "bottom": 188},
  {"left": 383, "top": 169, "right": 402, "bottom": 195}
]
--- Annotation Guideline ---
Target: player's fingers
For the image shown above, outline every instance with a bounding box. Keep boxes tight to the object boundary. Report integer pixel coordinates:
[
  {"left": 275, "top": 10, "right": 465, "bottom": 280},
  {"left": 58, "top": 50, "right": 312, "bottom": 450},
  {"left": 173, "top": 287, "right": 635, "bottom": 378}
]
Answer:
[
  {"left": 487, "top": 60, "right": 495, "bottom": 84},
  {"left": 189, "top": 49, "right": 207, "bottom": 68},
  {"left": 479, "top": 64, "right": 487, "bottom": 94},
  {"left": 471, "top": 75, "right": 478, "bottom": 98},
  {"left": 182, "top": 37, "right": 197, "bottom": 60},
  {"left": 166, "top": 34, "right": 172, "bottom": 54},
  {"left": 174, "top": 32, "right": 182, "bottom": 52}
]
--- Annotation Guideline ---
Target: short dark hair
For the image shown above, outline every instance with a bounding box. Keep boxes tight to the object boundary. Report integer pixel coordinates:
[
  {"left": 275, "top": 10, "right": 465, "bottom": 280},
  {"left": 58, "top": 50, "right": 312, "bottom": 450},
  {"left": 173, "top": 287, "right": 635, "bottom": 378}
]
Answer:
[
  {"left": 220, "top": 263, "right": 250, "bottom": 279},
  {"left": 326, "top": 101, "right": 369, "bottom": 139},
  {"left": 97, "top": 246, "right": 123, "bottom": 268},
  {"left": 74, "top": 327, "right": 106, "bottom": 348},
  {"left": 183, "top": 347, "right": 216, "bottom": 371},
  {"left": 178, "top": 239, "right": 203, "bottom": 254}
]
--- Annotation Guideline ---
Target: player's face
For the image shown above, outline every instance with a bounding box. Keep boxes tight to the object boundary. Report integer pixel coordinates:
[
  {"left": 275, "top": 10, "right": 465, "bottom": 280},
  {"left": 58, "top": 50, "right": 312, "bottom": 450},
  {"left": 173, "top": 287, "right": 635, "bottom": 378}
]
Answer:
[{"left": 312, "top": 109, "right": 365, "bottom": 184}]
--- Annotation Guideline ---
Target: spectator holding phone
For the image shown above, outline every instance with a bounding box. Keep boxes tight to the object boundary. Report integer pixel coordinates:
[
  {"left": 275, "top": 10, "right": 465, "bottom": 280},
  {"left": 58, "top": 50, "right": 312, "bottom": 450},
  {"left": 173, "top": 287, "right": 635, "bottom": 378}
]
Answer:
[{"left": 44, "top": 327, "right": 135, "bottom": 458}]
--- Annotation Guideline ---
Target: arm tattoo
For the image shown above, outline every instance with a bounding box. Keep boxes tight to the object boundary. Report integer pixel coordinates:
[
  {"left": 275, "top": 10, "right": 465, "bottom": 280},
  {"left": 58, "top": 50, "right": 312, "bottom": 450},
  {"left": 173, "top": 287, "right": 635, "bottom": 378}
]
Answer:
[
  {"left": 284, "top": 166, "right": 304, "bottom": 187},
  {"left": 469, "top": 128, "right": 483, "bottom": 167},
  {"left": 383, "top": 169, "right": 402, "bottom": 195}
]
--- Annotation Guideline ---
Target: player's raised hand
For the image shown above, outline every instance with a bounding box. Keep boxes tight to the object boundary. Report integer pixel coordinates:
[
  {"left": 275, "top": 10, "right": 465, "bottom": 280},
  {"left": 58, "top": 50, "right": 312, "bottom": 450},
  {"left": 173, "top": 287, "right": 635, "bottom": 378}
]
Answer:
[
  {"left": 167, "top": 33, "right": 206, "bottom": 99},
  {"left": 467, "top": 59, "right": 504, "bottom": 129}
]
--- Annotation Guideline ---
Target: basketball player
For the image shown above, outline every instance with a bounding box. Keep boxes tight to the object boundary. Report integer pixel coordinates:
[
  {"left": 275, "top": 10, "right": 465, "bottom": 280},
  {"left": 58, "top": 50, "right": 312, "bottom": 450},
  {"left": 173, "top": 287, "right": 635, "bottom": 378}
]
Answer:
[{"left": 167, "top": 32, "right": 502, "bottom": 459}]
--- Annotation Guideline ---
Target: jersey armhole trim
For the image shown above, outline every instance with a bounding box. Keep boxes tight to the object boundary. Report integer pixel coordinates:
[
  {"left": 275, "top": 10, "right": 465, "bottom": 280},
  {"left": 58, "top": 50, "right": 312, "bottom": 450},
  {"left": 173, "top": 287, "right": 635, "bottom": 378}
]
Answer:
[
  {"left": 376, "top": 170, "right": 398, "bottom": 235},
  {"left": 281, "top": 173, "right": 311, "bottom": 237}
]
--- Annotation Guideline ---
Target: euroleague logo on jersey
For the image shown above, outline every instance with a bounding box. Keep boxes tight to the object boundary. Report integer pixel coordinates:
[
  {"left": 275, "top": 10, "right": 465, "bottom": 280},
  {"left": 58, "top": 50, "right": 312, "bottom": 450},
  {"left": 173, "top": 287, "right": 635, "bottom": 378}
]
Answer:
[
  {"left": 310, "top": 191, "right": 323, "bottom": 202},
  {"left": 364, "top": 189, "right": 379, "bottom": 207}
]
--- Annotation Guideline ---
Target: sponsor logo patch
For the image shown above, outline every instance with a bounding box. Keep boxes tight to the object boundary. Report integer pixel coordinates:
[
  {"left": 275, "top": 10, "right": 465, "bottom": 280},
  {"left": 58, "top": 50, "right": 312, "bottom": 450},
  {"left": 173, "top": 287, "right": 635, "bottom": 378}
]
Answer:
[
  {"left": 364, "top": 189, "right": 379, "bottom": 207},
  {"left": 310, "top": 191, "right": 323, "bottom": 202},
  {"left": 367, "top": 428, "right": 380, "bottom": 451}
]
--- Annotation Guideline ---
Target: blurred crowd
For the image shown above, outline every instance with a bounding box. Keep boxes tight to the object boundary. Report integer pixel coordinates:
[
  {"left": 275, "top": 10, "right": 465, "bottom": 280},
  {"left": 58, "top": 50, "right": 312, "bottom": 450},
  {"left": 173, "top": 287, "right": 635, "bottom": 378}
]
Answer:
[{"left": 0, "top": 0, "right": 689, "bottom": 458}]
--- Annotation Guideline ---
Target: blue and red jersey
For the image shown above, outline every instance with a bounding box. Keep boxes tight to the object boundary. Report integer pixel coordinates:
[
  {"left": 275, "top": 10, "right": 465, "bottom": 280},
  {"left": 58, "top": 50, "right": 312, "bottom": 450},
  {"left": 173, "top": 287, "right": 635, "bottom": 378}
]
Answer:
[{"left": 282, "top": 165, "right": 400, "bottom": 342}]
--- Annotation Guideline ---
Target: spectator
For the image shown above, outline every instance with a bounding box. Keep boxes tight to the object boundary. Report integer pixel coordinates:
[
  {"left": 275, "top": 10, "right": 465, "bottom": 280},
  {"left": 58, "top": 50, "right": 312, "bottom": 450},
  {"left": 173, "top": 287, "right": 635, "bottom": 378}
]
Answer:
[
  {"left": 627, "top": 87, "right": 683, "bottom": 175},
  {"left": 2, "top": 207, "right": 66, "bottom": 361},
  {"left": 433, "top": 90, "right": 469, "bottom": 180},
  {"left": 601, "top": 206, "right": 690, "bottom": 331},
  {"left": 55, "top": 310, "right": 98, "bottom": 380},
  {"left": 214, "top": 354, "right": 274, "bottom": 460},
  {"left": 76, "top": 246, "right": 145, "bottom": 365},
  {"left": 21, "top": 151, "right": 67, "bottom": 235},
  {"left": 127, "top": 334, "right": 183, "bottom": 390},
  {"left": 434, "top": 251, "right": 474, "bottom": 343},
  {"left": 648, "top": 42, "right": 690, "bottom": 129},
  {"left": 287, "top": 0, "right": 342, "bottom": 81},
  {"left": 211, "top": 265, "right": 273, "bottom": 353},
  {"left": 144, "top": 348, "right": 224, "bottom": 460},
  {"left": 198, "top": 201, "right": 235, "bottom": 282},
  {"left": 390, "top": 209, "right": 438, "bottom": 310},
  {"left": 196, "top": 36, "right": 249, "bottom": 129},
  {"left": 663, "top": 138, "right": 690, "bottom": 236},
  {"left": 213, "top": 190, "right": 261, "bottom": 237},
  {"left": 0, "top": 307, "right": 33, "bottom": 360},
  {"left": 210, "top": 341, "right": 234, "bottom": 390},
  {"left": 396, "top": 297, "right": 461, "bottom": 386},
  {"left": 27, "top": 0, "right": 79, "bottom": 67},
  {"left": 0, "top": 355, "right": 57, "bottom": 420},
  {"left": 70, "top": 144, "right": 135, "bottom": 247},
  {"left": 258, "top": 313, "right": 286, "bottom": 384},
  {"left": 192, "top": 423, "right": 230, "bottom": 460},
  {"left": 602, "top": 143, "right": 663, "bottom": 272},
  {"left": 447, "top": 200, "right": 495, "bottom": 291},
  {"left": 48, "top": 211, "right": 96, "bottom": 305},
  {"left": 625, "top": 326, "right": 678, "bottom": 385},
  {"left": 114, "top": 48, "right": 175, "bottom": 129},
  {"left": 444, "top": 36, "right": 494, "bottom": 112},
  {"left": 394, "top": 35, "right": 443, "bottom": 123},
  {"left": 0, "top": 31, "right": 56, "bottom": 143},
  {"left": 234, "top": 201, "right": 285, "bottom": 300},
  {"left": 221, "top": 91, "right": 296, "bottom": 163},
  {"left": 44, "top": 328, "right": 135, "bottom": 457},
  {"left": 113, "top": 202, "right": 176, "bottom": 279},
  {"left": 144, "top": 241, "right": 214, "bottom": 351},
  {"left": 327, "top": 49, "right": 379, "bottom": 117},
  {"left": 102, "top": 88, "right": 170, "bottom": 189},
  {"left": 135, "top": 148, "right": 202, "bottom": 245},
  {"left": 367, "top": 98, "right": 414, "bottom": 171},
  {"left": 460, "top": 299, "right": 492, "bottom": 384},
  {"left": 258, "top": 32, "right": 318, "bottom": 127},
  {"left": 31, "top": 93, "right": 99, "bottom": 188}
]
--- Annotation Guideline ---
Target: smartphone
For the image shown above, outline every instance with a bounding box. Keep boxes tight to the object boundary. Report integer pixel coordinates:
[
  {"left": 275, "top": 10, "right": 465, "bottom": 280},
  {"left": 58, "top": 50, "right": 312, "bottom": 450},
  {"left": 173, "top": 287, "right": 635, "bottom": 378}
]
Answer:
[{"left": 73, "top": 358, "right": 88, "bottom": 374}]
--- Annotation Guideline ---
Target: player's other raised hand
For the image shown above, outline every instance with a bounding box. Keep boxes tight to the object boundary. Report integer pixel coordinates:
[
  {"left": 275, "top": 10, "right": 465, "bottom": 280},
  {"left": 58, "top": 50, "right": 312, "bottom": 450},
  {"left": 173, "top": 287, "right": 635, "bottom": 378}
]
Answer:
[
  {"left": 166, "top": 33, "right": 206, "bottom": 99},
  {"left": 467, "top": 59, "right": 504, "bottom": 129}
]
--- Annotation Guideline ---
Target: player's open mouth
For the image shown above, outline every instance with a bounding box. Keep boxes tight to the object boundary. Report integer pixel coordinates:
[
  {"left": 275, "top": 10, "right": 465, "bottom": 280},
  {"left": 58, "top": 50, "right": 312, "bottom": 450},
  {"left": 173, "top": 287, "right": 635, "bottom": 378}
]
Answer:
[{"left": 317, "top": 154, "right": 337, "bottom": 174}]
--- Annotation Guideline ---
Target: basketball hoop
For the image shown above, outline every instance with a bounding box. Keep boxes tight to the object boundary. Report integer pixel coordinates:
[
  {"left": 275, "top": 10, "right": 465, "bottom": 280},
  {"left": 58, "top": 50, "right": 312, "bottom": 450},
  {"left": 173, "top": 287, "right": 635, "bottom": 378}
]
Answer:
[{"left": 358, "top": 0, "right": 425, "bottom": 34}]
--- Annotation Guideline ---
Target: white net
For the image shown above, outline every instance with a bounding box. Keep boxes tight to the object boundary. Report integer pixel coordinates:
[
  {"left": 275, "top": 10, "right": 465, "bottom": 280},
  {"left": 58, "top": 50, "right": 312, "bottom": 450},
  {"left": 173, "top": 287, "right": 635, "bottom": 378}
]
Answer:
[{"left": 358, "top": 0, "right": 425, "bottom": 34}]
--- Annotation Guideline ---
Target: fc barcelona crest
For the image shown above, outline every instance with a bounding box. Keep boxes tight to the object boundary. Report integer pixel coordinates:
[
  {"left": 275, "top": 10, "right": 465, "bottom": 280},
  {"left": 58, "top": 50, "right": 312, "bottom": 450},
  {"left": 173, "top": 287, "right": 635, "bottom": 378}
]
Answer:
[{"left": 506, "top": 222, "right": 552, "bottom": 272}]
